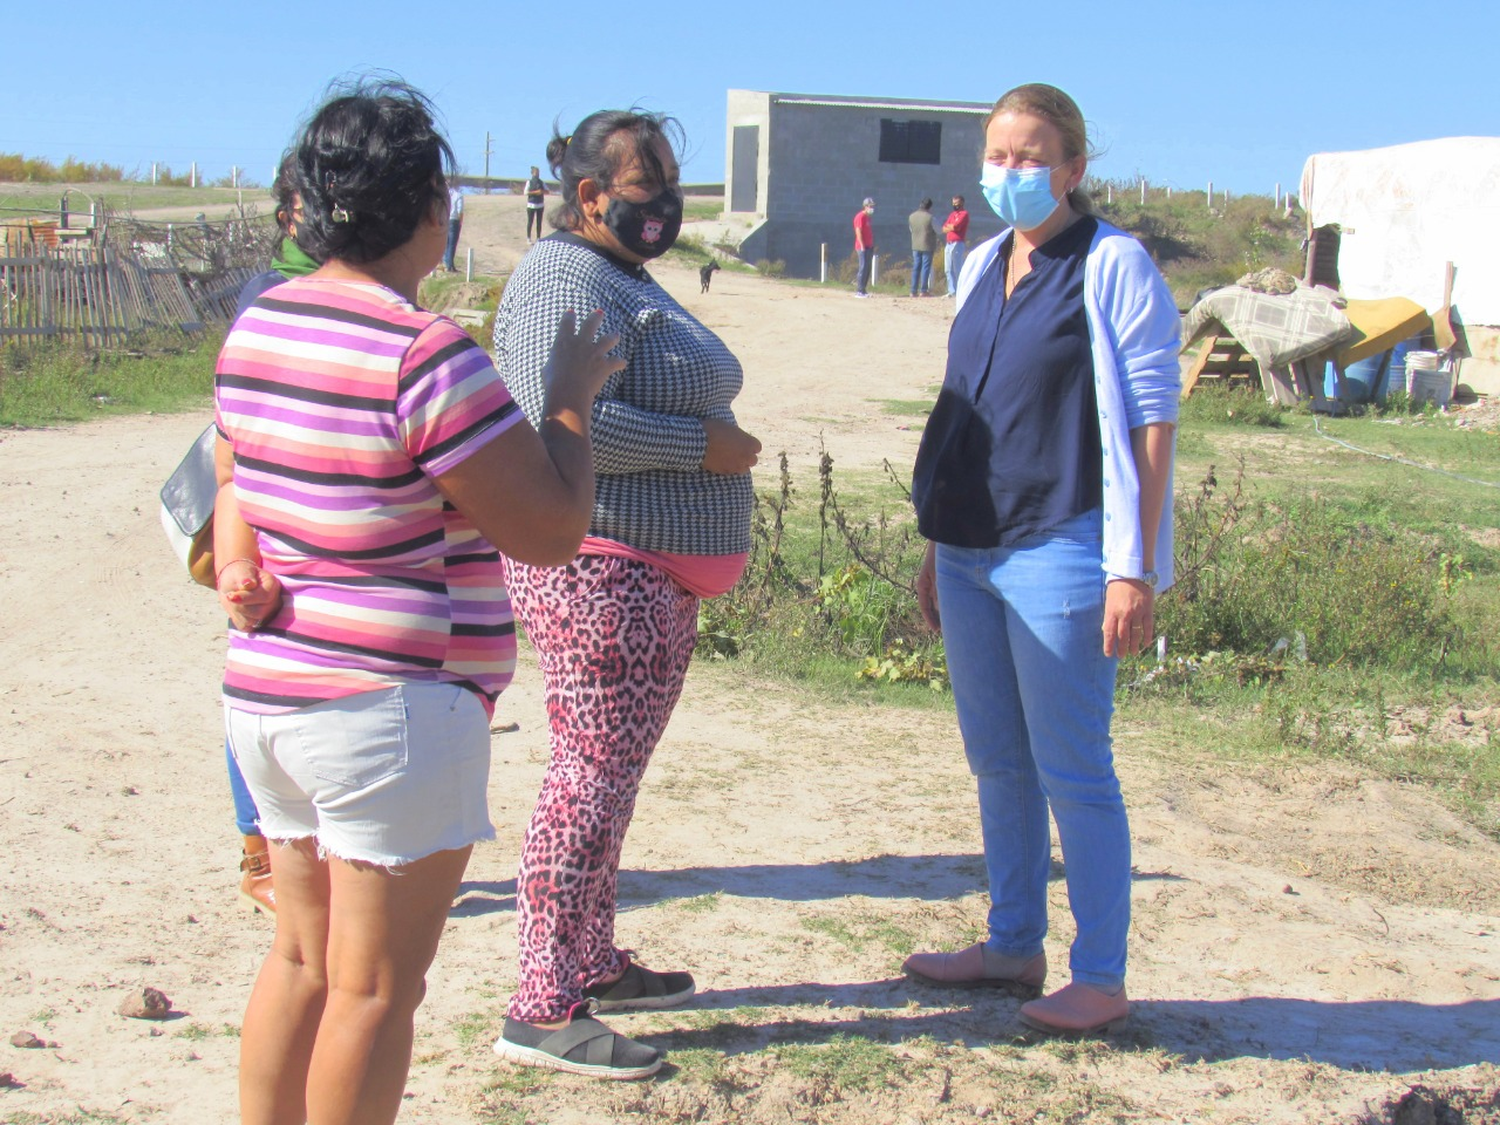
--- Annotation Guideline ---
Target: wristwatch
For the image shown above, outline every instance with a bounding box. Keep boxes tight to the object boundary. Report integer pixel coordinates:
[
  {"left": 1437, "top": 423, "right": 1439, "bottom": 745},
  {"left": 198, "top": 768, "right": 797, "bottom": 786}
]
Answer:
[{"left": 1140, "top": 570, "right": 1159, "bottom": 590}]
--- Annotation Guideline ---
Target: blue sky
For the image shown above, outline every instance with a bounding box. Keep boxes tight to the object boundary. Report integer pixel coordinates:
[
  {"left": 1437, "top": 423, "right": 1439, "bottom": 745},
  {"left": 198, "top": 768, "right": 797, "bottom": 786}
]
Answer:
[{"left": 4, "top": 0, "right": 1495, "bottom": 197}]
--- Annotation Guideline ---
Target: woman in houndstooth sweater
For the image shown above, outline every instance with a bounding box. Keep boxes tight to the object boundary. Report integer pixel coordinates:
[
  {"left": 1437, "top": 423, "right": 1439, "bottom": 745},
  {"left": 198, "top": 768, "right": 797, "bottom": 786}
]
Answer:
[{"left": 490, "top": 108, "right": 761, "bottom": 1080}]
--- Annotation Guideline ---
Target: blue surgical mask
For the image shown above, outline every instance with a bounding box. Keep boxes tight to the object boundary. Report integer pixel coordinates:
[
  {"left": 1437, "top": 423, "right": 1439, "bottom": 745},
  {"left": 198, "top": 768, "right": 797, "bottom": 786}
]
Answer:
[{"left": 980, "top": 163, "right": 1061, "bottom": 231}]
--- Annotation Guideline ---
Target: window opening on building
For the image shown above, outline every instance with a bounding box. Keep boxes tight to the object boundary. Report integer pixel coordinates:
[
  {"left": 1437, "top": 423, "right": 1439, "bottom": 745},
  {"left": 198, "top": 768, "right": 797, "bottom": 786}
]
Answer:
[{"left": 879, "top": 119, "right": 941, "bottom": 165}]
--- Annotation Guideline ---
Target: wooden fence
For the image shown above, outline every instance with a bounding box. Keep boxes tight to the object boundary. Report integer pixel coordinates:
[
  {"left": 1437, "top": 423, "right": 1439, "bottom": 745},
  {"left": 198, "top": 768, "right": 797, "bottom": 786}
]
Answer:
[{"left": 0, "top": 220, "right": 264, "bottom": 347}]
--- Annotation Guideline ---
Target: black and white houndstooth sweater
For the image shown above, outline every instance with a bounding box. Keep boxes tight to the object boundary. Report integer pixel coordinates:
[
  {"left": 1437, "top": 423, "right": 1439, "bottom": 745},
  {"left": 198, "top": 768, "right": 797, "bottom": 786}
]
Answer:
[{"left": 492, "top": 233, "right": 753, "bottom": 555}]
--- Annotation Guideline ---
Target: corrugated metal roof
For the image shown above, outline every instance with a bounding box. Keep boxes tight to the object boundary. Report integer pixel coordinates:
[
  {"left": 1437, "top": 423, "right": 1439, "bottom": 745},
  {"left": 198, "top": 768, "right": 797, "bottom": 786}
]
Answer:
[{"left": 769, "top": 94, "right": 990, "bottom": 114}]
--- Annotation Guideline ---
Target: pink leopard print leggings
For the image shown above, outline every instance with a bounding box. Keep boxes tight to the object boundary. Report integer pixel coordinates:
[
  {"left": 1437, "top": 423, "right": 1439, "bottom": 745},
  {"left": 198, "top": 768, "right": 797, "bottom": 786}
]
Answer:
[{"left": 503, "top": 554, "right": 699, "bottom": 1022}]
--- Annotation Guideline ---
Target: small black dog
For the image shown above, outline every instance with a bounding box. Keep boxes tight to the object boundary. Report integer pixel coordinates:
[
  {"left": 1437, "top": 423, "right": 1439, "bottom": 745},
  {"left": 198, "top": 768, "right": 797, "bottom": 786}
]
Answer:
[{"left": 699, "top": 260, "right": 721, "bottom": 293}]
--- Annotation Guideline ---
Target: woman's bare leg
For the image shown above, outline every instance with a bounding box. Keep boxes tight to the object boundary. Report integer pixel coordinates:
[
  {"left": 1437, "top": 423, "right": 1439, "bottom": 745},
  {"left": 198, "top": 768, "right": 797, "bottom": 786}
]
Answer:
[
  {"left": 239, "top": 837, "right": 331, "bottom": 1125},
  {"left": 304, "top": 845, "right": 472, "bottom": 1125}
]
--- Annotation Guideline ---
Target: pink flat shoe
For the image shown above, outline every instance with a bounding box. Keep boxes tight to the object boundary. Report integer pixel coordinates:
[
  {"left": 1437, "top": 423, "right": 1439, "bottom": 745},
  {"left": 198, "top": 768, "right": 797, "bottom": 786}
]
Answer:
[
  {"left": 902, "top": 942, "right": 1046, "bottom": 997},
  {"left": 1019, "top": 981, "right": 1130, "bottom": 1036}
]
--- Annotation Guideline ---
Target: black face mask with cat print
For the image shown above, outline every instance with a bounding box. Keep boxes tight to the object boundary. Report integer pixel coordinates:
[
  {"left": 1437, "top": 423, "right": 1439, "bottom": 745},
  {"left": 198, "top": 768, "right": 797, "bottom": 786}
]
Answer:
[{"left": 603, "top": 187, "right": 683, "bottom": 259}]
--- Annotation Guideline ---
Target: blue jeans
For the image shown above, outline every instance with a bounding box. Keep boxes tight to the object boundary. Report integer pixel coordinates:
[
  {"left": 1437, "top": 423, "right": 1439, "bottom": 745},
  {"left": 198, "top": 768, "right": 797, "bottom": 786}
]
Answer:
[
  {"left": 934, "top": 508, "right": 1129, "bottom": 990},
  {"left": 443, "top": 218, "right": 462, "bottom": 270},
  {"left": 856, "top": 248, "right": 872, "bottom": 294},
  {"left": 910, "top": 250, "right": 933, "bottom": 295},
  {"left": 945, "top": 240, "right": 966, "bottom": 295},
  {"left": 227, "top": 739, "right": 261, "bottom": 836}
]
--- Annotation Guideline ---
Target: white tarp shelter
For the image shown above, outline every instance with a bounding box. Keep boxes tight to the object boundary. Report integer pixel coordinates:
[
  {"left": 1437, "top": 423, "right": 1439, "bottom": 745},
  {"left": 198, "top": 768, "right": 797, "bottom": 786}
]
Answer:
[{"left": 1300, "top": 138, "right": 1500, "bottom": 327}]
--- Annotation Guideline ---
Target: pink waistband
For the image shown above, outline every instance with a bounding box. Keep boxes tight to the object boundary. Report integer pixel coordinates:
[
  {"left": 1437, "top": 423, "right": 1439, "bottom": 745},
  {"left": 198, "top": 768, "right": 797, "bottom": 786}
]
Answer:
[{"left": 580, "top": 537, "right": 747, "bottom": 598}]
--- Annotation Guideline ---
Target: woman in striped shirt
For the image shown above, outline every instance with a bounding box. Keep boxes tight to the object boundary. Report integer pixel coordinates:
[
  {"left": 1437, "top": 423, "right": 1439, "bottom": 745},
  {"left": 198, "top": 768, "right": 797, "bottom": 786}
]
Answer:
[{"left": 213, "top": 80, "right": 621, "bottom": 1125}]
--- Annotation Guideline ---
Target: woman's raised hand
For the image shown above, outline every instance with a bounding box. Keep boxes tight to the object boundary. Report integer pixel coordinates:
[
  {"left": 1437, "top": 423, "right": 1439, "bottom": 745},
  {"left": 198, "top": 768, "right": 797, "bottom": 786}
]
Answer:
[{"left": 542, "top": 309, "right": 624, "bottom": 408}]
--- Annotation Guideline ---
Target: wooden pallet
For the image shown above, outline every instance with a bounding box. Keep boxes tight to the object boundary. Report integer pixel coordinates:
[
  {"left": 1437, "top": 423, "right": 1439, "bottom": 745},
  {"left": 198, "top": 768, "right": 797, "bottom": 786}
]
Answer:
[{"left": 1181, "top": 330, "right": 1262, "bottom": 397}]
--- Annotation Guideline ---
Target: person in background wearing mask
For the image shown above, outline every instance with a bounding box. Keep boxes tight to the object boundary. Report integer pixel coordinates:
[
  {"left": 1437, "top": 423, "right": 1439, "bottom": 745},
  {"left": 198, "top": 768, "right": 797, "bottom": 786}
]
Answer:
[
  {"left": 903, "top": 83, "right": 1179, "bottom": 1037},
  {"left": 852, "top": 196, "right": 875, "bottom": 297},
  {"left": 442, "top": 181, "right": 464, "bottom": 270},
  {"left": 524, "top": 164, "right": 547, "bottom": 242},
  {"left": 942, "top": 194, "right": 970, "bottom": 296},
  {"left": 908, "top": 197, "right": 938, "bottom": 297},
  {"left": 489, "top": 108, "right": 761, "bottom": 1080}
]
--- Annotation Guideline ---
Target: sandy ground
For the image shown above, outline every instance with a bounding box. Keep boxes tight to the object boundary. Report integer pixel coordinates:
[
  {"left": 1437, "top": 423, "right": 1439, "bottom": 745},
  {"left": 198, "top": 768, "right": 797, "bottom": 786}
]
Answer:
[{"left": 1, "top": 195, "right": 1498, "bottom": 1125}]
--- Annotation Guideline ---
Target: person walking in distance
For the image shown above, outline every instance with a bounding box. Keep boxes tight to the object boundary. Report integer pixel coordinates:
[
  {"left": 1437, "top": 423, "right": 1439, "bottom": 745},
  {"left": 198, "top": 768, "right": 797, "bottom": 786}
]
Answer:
[
  {"left": 909, "top": 197, "right": 938, "bottom": 297},
  {"left": 443, "top": 182, "right": 464, "bottom": 271},
  {"left": 524, "top": 165, "right": 546, "bottom": 243},
  {"left": 943, "top": 194, "right": 970, "bottom": 296},
  {"left": 853, "top": 197, "right": 875, "bottom": 297}
]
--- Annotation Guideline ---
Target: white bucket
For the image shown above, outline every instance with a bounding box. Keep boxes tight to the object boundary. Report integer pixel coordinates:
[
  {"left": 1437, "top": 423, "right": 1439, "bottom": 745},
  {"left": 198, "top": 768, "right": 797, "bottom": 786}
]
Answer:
[{"left": 1403, "top": 350, "right": 1452, "bottom": 408}]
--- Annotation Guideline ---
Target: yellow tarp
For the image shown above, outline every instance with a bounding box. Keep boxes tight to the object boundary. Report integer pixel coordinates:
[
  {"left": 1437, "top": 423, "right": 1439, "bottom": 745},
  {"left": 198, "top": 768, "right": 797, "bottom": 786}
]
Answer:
[{"left": 1335, "top": 297, "right": 1431, "bottom": 366}]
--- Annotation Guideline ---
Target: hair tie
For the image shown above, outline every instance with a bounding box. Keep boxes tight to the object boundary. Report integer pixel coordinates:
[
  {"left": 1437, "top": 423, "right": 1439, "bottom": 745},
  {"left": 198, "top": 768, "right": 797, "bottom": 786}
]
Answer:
[
  {"left": 564, "top": 135, "right": 572, "bottom": 146},
  {"left": 331, "top": 205, "right": 354, "bottom": 224}
]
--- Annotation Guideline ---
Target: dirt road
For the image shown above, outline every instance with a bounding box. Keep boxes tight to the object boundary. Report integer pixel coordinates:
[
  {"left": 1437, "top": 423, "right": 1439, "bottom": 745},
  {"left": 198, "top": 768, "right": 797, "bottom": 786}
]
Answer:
[{"left": 1, "top": 197, "right": 1497, "bottom": 1124}]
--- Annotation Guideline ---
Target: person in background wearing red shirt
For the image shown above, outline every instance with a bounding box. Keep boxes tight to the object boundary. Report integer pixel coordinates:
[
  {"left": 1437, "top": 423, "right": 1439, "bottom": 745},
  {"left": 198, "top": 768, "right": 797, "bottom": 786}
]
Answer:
[
  {"left": 853, "top": 197, "right": 875, "bottom": 297},
  {"left": 943, "top": 194, "right": 970, "bottom": 297}
]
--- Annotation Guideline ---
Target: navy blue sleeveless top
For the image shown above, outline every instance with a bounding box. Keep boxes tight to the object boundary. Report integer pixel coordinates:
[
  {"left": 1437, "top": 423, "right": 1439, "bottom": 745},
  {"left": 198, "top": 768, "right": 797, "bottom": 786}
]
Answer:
[{"left": 912, "top": 216, "right": 1102, "bottom": 548}]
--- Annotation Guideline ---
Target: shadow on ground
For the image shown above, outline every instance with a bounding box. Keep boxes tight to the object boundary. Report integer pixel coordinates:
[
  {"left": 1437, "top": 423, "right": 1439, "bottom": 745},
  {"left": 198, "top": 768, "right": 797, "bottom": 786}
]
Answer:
[
  {"left": 638, "top": 984, "right": 1500, "bottom": 1074},
  {"left": 451, "top": 854, "right": 1185, "bottom": 916}
]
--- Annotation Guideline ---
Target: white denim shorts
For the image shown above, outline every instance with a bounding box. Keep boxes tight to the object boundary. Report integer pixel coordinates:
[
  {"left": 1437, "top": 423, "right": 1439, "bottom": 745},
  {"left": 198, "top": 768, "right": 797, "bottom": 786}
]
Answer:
[{"left": 224, "top": 681, "right": 495, "bottom": 867}]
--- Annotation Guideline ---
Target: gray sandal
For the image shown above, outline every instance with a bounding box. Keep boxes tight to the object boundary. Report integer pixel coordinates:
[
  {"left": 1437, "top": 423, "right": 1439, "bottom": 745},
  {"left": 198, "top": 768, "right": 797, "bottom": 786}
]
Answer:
[
  {"left": 583, "top": 962, "right": 696, "bottom": 1012},
  {"left": 492, "top": 1014, "right": 661, "bottom": 1080}
]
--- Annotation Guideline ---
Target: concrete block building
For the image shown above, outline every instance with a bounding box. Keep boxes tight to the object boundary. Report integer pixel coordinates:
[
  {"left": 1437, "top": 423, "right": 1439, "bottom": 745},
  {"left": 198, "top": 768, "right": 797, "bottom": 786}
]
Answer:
[{"left": 724, "top": 89, "right": 1000, "bottom": 282}]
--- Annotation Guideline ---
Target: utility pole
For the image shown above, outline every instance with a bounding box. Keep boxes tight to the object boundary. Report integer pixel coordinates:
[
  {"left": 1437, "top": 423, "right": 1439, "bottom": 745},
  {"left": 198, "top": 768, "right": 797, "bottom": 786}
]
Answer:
[{"left": 483, "top": 132, "right": 495, "bottom": 193}]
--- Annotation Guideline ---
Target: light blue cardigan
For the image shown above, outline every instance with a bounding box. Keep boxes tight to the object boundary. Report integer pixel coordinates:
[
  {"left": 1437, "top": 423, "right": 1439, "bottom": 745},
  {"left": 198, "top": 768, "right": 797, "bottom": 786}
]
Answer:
[{"left": 956, "top": 219, "right": 1182, "bottom": 591}]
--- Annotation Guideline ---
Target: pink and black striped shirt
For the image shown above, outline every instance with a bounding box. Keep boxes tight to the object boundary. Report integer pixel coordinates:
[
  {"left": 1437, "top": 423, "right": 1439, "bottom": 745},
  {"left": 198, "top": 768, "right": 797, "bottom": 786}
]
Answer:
[{"left": 214, "top": 276, "right": 523, "bottom": 716}]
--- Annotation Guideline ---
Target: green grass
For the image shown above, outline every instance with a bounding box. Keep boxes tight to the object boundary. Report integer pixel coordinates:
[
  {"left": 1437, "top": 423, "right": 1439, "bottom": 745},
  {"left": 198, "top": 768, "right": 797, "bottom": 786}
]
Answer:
[
  {"left": 682, "top": 196, "right": 722, "bottom": 222},
  {"left": 473, "top": 1065, "right": 553, "bottom": 1125},
  {"left": 1, "top": 180, "right": 270, "bottom": 217},
  {"left": 669, "top": 1046, "right": 734, "bottom": 1085},
  {"left": 701, "top": 400, "right": 1500, "bottom": 836},
  {"left": 800, "top": 910, "right": 917, "bottom": 956},
  {"left": 773, "top": 1034, "right": 906, "bottom": 1091},
  {"left": 666, "top": 230, "right": 756, "bottom": 271},
  {"left": 873, "top": 398, "right": 932, "bottom": 417},
  {"left": 698, "top": 453, "right": 945, "bottom": 690},
  {"left": 483, "top": 1066, "right": 550, "bottom": 1095},
  {"left": 671, "top": 891, "right": 725, "bottom": 914},
  {"left": 452, "top": 1010, "right": 499, "bottom": 1050},
  {"left": 417, "top": 273, "right": 506, "bottom": 312},
  {"left": 0, "top": 329, "right": 220, "bottom": 427},
  {"left": 1116, "top": 405, "right": 1500, "bottom": 834}
]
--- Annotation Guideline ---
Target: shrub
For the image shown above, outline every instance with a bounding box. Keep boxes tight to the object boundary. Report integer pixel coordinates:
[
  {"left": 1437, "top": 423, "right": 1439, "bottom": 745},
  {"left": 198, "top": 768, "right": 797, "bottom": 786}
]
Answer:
[
  {"left": 0, "top": 152, "right": 127, "bottom": 183},
  {"left": 1158, "top": 461, "right": 1471, "bottom": 675},
  {"left": 696, "top": 448, "right": 946, "bottom": 688},
  {"left": 666, "top": 232, "right": 712, "bottom": 267},
  {"left": 1178, "top": 381, "right": 1287, "bottom": 428}
]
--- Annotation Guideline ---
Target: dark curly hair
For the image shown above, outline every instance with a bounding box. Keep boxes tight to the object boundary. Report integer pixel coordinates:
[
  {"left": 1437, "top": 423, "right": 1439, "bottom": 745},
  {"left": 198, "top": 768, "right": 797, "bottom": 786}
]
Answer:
[
  {"left": 546, "top": 108, "right": 685, "bottom": 233},
  {"left": 290, "top": 77, "right": 454, "bottom": 264}
]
